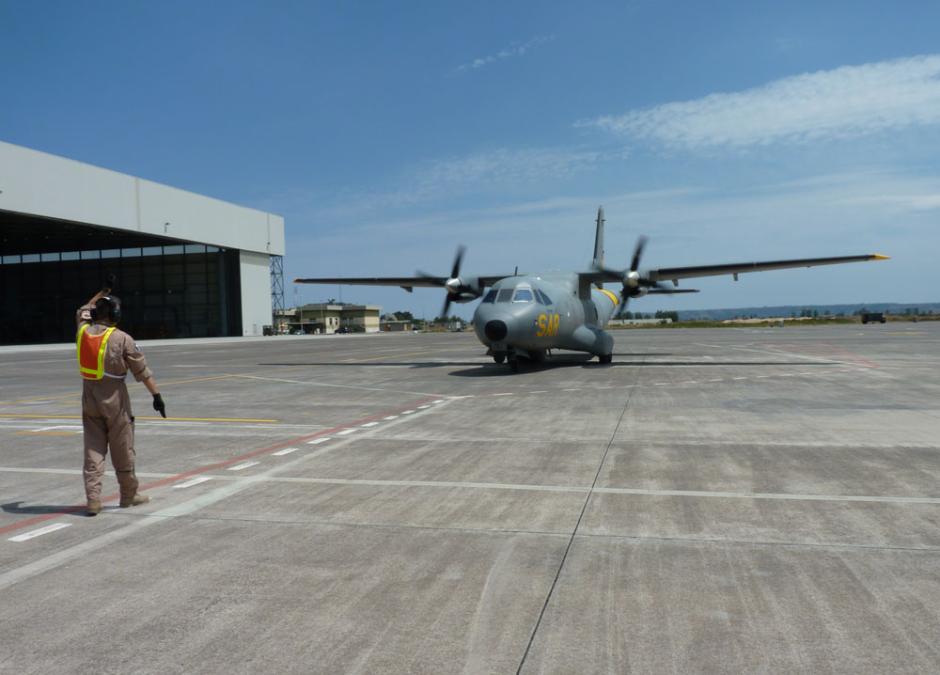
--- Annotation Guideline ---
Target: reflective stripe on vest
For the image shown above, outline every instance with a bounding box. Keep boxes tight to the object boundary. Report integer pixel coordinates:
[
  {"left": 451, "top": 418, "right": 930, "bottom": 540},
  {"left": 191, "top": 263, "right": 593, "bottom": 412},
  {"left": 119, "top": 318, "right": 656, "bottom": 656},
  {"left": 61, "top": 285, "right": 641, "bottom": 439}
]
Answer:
[{"left": 76, "top": 324, "right": 116, "bottom": 380}]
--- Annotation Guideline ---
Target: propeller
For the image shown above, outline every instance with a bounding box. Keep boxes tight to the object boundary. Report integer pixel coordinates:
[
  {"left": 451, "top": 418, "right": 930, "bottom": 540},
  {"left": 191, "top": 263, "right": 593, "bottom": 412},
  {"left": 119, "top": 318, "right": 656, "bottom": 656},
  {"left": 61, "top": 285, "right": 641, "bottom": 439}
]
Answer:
[
  {"left": 595, "top": 236, "right": 698, "bottom": 317},
  {"left": 417, "top": 245, "right": 478, "bottom": 319}
]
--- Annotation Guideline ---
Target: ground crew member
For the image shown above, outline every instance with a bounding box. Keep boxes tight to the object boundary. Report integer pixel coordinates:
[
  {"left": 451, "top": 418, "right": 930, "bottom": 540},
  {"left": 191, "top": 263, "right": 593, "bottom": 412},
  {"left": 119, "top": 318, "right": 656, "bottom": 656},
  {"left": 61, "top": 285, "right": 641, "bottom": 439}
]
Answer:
[{"left": 77, "top": 283, "right": 166, "bottom": 515}]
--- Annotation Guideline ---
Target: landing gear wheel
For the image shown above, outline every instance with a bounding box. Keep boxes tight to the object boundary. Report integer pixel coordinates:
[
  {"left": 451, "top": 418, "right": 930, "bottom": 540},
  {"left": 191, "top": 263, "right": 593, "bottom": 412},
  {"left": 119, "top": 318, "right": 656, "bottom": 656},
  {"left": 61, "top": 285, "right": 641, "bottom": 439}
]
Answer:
[
  {"left": 508, "top": 357, "right": 520, "bottom": 372},
  {"left": 598, "top": 353, "right": 613, "bottom": 364},
  {"left": 493, "top": 354, "right": 506, "bottom": 364}
]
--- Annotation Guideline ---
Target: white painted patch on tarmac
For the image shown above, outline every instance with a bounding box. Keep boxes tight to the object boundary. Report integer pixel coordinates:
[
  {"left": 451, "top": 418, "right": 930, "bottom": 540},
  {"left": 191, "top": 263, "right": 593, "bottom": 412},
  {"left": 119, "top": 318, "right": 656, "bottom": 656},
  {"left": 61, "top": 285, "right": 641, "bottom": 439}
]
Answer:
[
  {"left": 493, "top": 393, "right": 514, "bottom": 396},
  {"left": 382, "top": 416, "right": 398, "bottom": 421},
  {"left": 227, "top": 461, "right": 260, "bottom": 471},
  {"left": 172, "top": 476, "right": 213, "bottom": 489},
  {"left": 433, "top": 399, "right": 446, "bottom": 404},
  {"left": 336, "top": 428, "right": 358, "bottom": 435},
  {"left": 417, "top": 405, "right": 431, "bottom": 409},
  {"left": 272, "top": 447, "right": 299, "bottom": 456},
  {"left": 732, "top": 377, "right": 747, "bottom": 380},
  {"left": 401, "top": 410, "right": 416, "bottom": 415},
  {"left": 307, "top": 437, "right": 331, "bottom": 445},
  {"left": 359, "top": 422, "right": 379, "bottom": 428},
  {"left": 9, "top": 522, "right": 71, "bottom": 542}
]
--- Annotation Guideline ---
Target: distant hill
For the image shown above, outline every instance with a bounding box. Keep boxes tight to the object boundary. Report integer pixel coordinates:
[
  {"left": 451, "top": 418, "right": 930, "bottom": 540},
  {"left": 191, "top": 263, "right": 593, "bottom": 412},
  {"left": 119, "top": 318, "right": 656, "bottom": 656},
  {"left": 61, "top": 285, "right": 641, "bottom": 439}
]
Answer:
[{"left": 677, "top": 302, "right": 940, "bottom": 321}]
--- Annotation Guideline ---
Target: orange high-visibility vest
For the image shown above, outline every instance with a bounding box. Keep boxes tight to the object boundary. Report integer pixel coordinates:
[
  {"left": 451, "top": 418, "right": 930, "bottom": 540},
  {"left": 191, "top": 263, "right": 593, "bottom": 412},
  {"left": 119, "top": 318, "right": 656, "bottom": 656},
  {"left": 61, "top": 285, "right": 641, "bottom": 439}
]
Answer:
[{"left": 76, "top": 324, "right": 116, "bottom": 380}]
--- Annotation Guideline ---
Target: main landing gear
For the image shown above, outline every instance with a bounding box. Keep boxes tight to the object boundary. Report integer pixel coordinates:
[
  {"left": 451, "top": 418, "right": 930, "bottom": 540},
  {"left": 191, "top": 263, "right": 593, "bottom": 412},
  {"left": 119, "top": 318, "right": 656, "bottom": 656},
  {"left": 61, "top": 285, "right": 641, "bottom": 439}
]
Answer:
[{"left": 598, "top": 353, "right": 613, "bottom": 364}]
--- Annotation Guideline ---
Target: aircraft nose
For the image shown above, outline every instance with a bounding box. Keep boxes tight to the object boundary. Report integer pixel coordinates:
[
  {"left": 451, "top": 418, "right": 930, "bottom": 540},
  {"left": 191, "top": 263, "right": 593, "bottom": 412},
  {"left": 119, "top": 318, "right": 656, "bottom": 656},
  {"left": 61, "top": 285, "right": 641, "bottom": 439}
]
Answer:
[{"left": 484, "top": 319, "right": 508, "bottom": 342}]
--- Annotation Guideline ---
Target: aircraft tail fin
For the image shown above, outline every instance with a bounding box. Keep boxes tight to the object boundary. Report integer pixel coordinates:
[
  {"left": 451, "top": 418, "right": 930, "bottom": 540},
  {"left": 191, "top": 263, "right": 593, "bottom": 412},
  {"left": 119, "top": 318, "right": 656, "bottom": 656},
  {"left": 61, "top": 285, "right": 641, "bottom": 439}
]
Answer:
[{"left": 592, "top": 206, "right": 605, "bottom": 269}]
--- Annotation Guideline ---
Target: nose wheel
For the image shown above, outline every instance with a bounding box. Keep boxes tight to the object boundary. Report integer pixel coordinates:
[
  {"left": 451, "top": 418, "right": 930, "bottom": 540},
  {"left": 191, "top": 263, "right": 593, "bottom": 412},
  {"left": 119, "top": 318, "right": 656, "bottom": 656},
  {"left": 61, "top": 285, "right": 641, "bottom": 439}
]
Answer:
[{"left": 493, "top": 353, "right": 506, "bottom": 364}]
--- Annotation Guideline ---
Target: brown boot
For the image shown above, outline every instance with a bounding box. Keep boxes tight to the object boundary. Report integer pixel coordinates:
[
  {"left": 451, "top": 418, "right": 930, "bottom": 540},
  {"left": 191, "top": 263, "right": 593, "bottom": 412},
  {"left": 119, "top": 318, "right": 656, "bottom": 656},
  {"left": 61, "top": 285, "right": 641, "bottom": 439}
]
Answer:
[
  {"left": 87, "top": 500, "right": 102, "bottom": 516},
  {"left": 119, "top": 493, "right": 150, "bottom": 508}
]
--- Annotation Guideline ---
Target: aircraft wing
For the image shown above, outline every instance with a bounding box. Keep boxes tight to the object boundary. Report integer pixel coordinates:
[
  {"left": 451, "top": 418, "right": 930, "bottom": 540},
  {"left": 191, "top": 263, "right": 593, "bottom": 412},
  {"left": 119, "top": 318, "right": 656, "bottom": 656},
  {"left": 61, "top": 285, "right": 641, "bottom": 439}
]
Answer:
[
  {"left": 293, "top": 275, "right": 511, "bottom": 291},
  {"left": 648, "top": 254, "right": 889, "bottom": 283},
  {"left": 582, "top": 253, "right": 888, "bottom": 285}
]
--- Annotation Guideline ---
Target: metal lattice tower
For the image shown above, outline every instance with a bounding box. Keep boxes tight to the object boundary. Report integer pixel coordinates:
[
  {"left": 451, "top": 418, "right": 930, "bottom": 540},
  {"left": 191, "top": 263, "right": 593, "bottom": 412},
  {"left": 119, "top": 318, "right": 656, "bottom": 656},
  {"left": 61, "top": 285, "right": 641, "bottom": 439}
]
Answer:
[{"left": 270, "top": 255, "right": 285, "bottom": 316}]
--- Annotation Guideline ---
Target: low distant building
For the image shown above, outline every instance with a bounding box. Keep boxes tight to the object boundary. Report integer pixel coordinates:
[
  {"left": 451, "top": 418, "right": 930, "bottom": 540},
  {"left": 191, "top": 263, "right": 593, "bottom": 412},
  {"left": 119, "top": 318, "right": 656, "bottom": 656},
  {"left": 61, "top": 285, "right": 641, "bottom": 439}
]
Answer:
[
  {"left": 278, "top": 303, "right": 381, "bottom": 334},
  {"left": 381, "top": 319, "right": 413, "bottom": 332}
]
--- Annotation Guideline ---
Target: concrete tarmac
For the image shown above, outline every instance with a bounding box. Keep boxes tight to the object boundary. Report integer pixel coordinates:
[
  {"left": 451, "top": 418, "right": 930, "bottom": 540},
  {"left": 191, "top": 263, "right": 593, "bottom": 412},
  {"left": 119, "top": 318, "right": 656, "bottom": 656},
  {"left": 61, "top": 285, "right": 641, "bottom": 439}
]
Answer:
[{"left": 1, "top": 323, "right": 939, "bottom": 673}]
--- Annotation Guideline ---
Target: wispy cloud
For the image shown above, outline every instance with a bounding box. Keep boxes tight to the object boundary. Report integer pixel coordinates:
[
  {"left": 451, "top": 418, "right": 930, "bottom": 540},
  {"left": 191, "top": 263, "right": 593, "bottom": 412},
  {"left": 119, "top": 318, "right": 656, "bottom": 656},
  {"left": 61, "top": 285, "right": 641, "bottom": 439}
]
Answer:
[
  {"left": 580, "top": 54, "right": 940, "bottom": 149},
  {"left": 455, "top": 35, "right": 554, "bottom": 73}
]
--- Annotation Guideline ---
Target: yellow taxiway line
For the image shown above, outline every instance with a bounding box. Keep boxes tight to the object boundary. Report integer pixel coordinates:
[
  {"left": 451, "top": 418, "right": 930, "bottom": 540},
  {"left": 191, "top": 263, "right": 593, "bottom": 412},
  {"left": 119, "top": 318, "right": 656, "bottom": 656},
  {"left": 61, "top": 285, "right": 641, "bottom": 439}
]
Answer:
[{"left": 0, "top": 413, "right": 279, "bottom": 424}]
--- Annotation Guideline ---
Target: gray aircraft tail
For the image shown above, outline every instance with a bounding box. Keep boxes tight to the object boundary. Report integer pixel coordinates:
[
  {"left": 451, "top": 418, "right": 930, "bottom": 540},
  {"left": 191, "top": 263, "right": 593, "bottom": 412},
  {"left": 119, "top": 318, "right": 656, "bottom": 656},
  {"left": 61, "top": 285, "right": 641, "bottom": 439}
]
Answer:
[{"left": 592, "top": 206, "right": 605, "bottom": 268}]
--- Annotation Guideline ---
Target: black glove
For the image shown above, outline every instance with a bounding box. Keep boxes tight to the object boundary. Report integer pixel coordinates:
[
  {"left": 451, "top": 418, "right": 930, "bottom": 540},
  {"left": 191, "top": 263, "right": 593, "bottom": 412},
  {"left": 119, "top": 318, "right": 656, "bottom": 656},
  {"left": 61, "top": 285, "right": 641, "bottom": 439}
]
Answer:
[{"left": 152, "top": 393, "right": 166, "bottom": 418}]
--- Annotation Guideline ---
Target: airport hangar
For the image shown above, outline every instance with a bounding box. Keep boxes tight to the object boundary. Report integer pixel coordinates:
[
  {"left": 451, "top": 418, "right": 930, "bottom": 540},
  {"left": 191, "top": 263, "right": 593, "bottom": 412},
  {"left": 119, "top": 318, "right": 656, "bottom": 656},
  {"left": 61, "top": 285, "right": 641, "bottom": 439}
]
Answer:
[{"left": 0, "top": 140, "right": 286, "bottom": 345}]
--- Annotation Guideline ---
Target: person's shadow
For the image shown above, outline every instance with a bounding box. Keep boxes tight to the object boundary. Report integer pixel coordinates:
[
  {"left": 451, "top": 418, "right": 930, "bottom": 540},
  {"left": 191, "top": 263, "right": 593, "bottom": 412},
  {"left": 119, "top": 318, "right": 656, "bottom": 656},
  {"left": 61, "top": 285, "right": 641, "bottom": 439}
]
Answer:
[{"left": 2, "top": 501, "right": 88, "bottom": 517}]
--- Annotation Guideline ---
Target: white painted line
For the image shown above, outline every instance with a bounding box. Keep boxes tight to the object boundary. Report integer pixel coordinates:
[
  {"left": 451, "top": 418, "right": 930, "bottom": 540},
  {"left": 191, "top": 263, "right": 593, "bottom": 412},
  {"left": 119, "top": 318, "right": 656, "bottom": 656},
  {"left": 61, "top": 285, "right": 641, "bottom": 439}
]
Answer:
[
  {"left": 530, "top": 390, "right": 549, "bottom": 394},
  {"left": 35, "top": 425, "right": 83, "bottom": 433},
  {"left": 493, "top": 393, "right": 514, "bottom": 397},
  {"left": 563, "top": 388, "right": 580, "bottom": 392},
  {"left": 799, "top": 372, "right": 817, "bottom": 376},
  {"left": 654, "top": 382, "right": 668, "bottom": 386},
  {"left": 359, "top": 422, "right": 379, "bottom": 428},
  {"left": 227, "top": 461, "right": 260, "bottom": 471},
  {"left": 433, "top": 400, "right": 446, "bottom": 404},
  {"left": 382, "top": 416, "right": 398, "bottom": 421},
  {"left": 417, "top": 405, "right": 431, "bottom": 409},
  {"left": 780, "top": 373, "right": 795, "bottom": 377},
  {"left": 732, "top": 377, "right": 747, "bottom": 380},
  {"left": 9, "top": 522, "right": 71, "bottom": 542},
  {"left": 336, "top": 428, "right": 358, "bottom": 435},
  {"left": 307, "top": 437, "right": 331, "bottom": 445},
  {"left": 756, "top": 375, "right": 772, "bottom": 378},
  {"left": 173, "top": 476, "right": 212, "bottom": 489},
  {"left": 273, "top": 447, "right": 299, "bottom": 456},
  {"left": 401, "top": 410, "right": 416, "bottom": 415},
  {"left": 708, "top": 378, "right": 723, "bottom": 382}
]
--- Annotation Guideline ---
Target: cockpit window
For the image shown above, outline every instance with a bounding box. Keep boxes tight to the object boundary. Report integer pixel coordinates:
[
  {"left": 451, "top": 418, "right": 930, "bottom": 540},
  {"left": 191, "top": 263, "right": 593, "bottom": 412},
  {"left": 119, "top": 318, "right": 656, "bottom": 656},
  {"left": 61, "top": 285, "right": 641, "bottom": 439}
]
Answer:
[
  {"left": 481, "top": 290, "right": 497, "bottom": 304},
  {"left": 537, "top": 289, "right": 553, "bottom": 305},
  {"left": 512, "top": 289, "right": 534, "bottom": 303},
  {"left": 496, "top": 288, "right": 514, "bottom": 303}
]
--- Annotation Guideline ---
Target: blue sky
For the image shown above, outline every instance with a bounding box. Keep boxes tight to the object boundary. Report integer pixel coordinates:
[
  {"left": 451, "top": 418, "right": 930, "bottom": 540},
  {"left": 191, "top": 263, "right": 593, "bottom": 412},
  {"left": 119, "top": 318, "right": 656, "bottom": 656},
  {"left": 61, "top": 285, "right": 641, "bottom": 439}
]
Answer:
[{"left": 2, "top": 1, "right": 938, "bottom": 318}]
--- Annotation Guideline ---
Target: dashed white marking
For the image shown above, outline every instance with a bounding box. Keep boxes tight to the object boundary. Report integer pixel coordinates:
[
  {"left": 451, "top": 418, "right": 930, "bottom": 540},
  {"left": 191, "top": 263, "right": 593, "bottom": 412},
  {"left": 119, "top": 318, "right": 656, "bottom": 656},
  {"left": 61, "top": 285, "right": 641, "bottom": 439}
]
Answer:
[
  {"left": 417, "top": 405, "right": 431, "bottom": 409},
  {"left": 401, "top": 410, "right": 416, "bottom": 415},
  {"left": 732, "top": 377, "right": 747, "bottom": 380},
  {"left": 307, "top": 437, "right": 331, "bottom": 445},
  {"left": 780, "top": 373, "right": 795, "bottom": 377},
  {"left": 35, "top": 425, "right": 83, "bottom": 433},
  {"left": 493, "top": 393, "right": 514, "bottom": 397},
  {"left": 433, "top": 400, "right": 446, "bottom": 404},
  {"left": 227, "top": 461, "right": 260, "bottom": 471},
  {"left": 382, "top": 416, "right": 398, "bottom": 421},
  {"left": 336, "top": 428, "right": 358, "bottom": 435},
  {"left": 756, "top": 375, "right": 772, "bottom": 378},
  {"left": 563, "top": 388, "right": 580, "bottom": 392},
  {"left": 273, "top": 447, "right": 299, "bottom": 456},
  {"left": 359, "top": 422, "right": 379, "bottom": 428},
  {"left": 530, "top": 390, "right": 549, "bottom": 394},
  {"left": 799, "top": 372, "right": 817, "bottom": 376},
  {"left": 680, "top": 381, "right": 698, "bottom": 385},
  {"left": 654, "top": 382, "right": 668, "bottom": 386},
  {"left": 173, "top": 476, "right": 212, "bottom": 489},
  {"left": 708, "top": 378, "right": 723, "bottom": 382},
  {"left": 9, "top": 523, "right": 71, "bottom": 542}
]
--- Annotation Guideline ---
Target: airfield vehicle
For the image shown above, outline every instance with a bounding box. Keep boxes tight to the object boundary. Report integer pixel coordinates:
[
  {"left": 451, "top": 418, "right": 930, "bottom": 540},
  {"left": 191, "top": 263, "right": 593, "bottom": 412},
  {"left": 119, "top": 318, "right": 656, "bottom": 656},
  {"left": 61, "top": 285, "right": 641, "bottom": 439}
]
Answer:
[
  {"left": 861, "top": 312, "right": 887, "bottom": 324},
  {"left": 297, "top": 209, "right": 888, "bottom": 371}
]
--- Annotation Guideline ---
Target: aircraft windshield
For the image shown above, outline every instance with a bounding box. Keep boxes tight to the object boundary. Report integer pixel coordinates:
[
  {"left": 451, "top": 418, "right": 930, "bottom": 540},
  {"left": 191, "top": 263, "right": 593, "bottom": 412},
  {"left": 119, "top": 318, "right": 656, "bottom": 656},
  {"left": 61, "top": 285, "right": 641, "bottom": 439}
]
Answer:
[
  {"left": 512, "top": 289, "right": 534, "bottom": 303},
  {"left": 496, "top": 289, "right": 514, "bottom": 303},
  {"left": 481, "top": 290, "right": 497, "bottom": 303}
]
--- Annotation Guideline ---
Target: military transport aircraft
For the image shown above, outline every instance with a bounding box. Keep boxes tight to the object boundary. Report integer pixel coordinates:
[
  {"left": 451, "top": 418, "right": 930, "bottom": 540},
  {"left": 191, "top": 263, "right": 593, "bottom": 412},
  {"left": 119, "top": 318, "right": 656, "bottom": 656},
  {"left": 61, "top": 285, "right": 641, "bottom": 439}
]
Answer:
[{"left": 295, "top": 208, "right": 888, "bottom": 371}]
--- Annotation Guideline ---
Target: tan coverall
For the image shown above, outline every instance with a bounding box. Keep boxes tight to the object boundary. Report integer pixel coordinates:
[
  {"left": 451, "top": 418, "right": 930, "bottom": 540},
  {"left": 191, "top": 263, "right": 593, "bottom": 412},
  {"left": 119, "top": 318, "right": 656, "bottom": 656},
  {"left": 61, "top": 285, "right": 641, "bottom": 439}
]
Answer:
[{"left": 77, "top": 304, "right": 153, "bottom": 503}]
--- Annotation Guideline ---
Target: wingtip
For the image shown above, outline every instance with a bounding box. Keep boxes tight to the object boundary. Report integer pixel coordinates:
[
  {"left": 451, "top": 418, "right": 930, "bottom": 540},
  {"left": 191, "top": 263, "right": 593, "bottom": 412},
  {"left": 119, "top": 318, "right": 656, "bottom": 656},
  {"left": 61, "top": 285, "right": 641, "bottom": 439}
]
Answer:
[{"left": 872, "top": 254, "right": 891, "bottom": 261}]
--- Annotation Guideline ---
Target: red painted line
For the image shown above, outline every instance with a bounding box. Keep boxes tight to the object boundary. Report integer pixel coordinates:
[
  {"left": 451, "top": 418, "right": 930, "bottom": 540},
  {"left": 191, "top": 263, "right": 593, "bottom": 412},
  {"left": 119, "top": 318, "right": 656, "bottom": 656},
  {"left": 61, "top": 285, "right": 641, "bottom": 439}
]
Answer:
[{"left": 0, "top": 395, "right": 439, "bottom": 537}]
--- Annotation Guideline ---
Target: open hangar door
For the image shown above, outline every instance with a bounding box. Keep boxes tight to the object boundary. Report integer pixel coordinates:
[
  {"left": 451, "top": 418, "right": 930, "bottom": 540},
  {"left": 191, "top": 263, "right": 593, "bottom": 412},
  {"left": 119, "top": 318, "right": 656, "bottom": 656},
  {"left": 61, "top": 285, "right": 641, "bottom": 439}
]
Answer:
[{"left": 0, "top": 210, "right": 243, "bottom": 345}]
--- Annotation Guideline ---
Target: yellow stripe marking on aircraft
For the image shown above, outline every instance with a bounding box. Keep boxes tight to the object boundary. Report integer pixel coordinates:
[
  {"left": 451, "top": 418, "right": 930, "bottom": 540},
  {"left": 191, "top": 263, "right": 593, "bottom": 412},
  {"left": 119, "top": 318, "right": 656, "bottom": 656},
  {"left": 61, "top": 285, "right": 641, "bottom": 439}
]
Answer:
[{"left": 598, "top": 288, "right": 619, "bottom": 305}]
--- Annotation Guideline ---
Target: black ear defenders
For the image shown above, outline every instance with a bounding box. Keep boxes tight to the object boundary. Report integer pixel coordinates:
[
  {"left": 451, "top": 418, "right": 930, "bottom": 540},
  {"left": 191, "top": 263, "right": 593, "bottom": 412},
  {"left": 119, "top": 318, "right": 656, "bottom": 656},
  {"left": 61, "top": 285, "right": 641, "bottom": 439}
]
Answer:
[{"left": 92, "top": 295, "right": 122, "bottom": 323}]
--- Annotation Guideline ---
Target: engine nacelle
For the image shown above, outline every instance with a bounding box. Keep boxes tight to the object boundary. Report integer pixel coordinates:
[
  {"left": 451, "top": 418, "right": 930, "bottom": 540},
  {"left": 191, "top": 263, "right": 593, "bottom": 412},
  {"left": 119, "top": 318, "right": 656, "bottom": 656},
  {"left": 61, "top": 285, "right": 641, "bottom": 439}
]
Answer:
[{"left": 445, "top": 276, "right": 484, "bottom": 303}]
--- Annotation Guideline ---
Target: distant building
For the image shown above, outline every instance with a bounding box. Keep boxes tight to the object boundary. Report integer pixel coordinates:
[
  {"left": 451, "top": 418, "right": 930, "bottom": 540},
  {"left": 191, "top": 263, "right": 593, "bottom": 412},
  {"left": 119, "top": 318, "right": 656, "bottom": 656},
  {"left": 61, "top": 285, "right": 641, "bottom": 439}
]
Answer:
[
  {"left": 381, "top": 319, "right": 413, "bottom": 332},
  {"left": 278, "top": 303, "right": 381, "bottom": 334}
]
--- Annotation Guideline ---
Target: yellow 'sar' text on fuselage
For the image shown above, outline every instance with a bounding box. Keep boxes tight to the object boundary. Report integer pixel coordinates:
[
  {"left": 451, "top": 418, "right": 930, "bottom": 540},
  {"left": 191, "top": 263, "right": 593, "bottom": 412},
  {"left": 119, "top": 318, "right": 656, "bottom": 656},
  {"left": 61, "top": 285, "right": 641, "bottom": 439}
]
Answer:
[{"left": 536, "top": 313, "right": 560, "bottom": 338}]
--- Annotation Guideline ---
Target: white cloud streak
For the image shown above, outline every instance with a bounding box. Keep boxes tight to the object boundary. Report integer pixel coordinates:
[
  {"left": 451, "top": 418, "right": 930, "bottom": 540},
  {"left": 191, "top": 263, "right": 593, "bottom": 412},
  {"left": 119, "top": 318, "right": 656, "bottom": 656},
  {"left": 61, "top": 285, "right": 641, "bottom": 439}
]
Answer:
[
  {"left": 455, "top": 35, "right": 554, "bottom": 73},
  {"left": 582, "top": 54, "right": 940, "bottom": 148}
]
